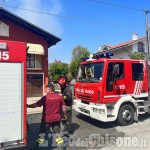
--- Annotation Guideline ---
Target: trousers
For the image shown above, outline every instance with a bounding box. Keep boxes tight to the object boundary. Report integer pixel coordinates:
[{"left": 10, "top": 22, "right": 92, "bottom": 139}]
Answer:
[{"left": 62, "top": 109, "right": 72, "bottom": 133}]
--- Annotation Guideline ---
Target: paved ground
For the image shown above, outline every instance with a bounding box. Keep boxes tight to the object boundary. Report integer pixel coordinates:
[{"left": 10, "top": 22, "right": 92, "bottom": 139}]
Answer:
[
  {"left": 12, "top": 110, "right": 150, "bottom": 150},
  {"left": 27, "top": 97, "right": 43, "bottom": 114}
]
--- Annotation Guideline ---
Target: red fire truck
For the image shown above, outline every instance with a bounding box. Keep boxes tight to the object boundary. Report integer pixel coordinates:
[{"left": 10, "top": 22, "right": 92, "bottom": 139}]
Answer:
[
  {"left": 73, "top": 52, "right": 150, "bottom": 126},
  {"left": 0, "top": 40, "right": 27, "bottom": 149}
]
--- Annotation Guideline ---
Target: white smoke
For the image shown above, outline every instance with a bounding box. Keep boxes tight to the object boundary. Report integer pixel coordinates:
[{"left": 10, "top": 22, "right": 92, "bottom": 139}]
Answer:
[{"left": 15, "top": 0, "right": 63, "bottom": 37}]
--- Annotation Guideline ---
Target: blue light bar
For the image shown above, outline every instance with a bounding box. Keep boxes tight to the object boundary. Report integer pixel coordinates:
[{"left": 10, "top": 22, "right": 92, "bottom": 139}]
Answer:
[
  {"left": 81, "top": 57, "right": 89, "bottom": 62},
  {"left": 81, "top": 52, "right": 113, "bottom": 62},
  {"left": 105, "top": 52, "right": 113, "bottom": 57},
  {"left": 93, "top": 52, "right": 113, "bottom": 59}
]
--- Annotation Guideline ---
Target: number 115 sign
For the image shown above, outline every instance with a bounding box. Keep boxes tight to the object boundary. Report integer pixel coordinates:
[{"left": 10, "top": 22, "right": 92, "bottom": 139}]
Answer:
[{"left": 0, "top": 51, "right": 9, "bottom": 60}]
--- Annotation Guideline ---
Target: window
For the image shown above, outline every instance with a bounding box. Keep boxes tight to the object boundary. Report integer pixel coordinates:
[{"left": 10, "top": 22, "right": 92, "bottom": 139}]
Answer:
[
  {"left": 106, "top": 62, "right": 124, "bottom": 91},
  {"left": 132, "top": 63, "right": 143, "bottom": 81},
  {"left": 77, "top": 62, "right": 104, "bottom": 82},
  {"left": 27, "top": 54, "right": 42, "bottom": 69},
  {"left": 138, "top": 42, "right": 145, "bottom": 53},
  {"left": 0, "top": 21, "right": 9, "bottom": 37},
  {"left": 113, "top": 63, "right": 124, "bottom": 80},
  {"left": 36, "top": 55, "right": 42, "bottom": 68},
  {"left": 27, "top": 54, "right": 35, "bottom": 68}
]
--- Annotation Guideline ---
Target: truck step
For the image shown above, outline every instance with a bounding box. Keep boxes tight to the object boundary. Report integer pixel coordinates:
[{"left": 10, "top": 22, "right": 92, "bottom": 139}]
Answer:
[
  {"left": 138, "top": 111, "right": 145, "bottom": 114},
  {"left": 107, "top": 114, "right": 115, "bottom": 118},
  {"left": 137, "top": 106, "right": 145, "bottom": 108},
  {"left": 135, "top": 100, "right": 145, "bottom": 103}
]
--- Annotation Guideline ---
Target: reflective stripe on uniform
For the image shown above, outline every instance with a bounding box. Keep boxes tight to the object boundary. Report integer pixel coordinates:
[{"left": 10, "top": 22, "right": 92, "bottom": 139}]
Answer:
[
  {"left": 66, "top": 106, "right": 71, "bottom": 111},
  {"left": 55, "top": 137, "right": 63, "bottom": 144},
  {"left": 37, "top": 137, "right": 45, "bottom": 144}
]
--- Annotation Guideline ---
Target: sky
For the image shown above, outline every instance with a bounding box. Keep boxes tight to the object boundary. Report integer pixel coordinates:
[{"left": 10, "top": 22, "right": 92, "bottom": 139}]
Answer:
[{"left": 1, "top": 0, "right": 150, "bottom": 63}]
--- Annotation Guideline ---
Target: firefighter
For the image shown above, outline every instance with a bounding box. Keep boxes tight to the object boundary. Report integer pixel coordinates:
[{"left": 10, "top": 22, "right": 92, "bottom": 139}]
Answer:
[
  {"left": 58, "top": 77, "right": 73, "bottom": 134},
  {"left": 27, "top": 84, "right": 67, "bottom": 150}
]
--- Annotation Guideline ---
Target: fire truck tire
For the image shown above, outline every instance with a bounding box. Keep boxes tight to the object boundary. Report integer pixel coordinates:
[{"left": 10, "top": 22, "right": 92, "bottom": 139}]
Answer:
[{"left": 117, "top": 104, "right": 134, "bottom": 126}]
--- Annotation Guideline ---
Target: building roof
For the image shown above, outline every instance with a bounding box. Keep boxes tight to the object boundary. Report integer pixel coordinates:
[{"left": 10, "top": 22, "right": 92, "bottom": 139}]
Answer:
[
  {"left": 0, "top": 7, "right": 61, "bottom": 47},
  {"left": 109, "top": 36, "right": 145, "bottom": 50},
  {"left": 96, "top": 36, "right": 146, "bottom": 54}
]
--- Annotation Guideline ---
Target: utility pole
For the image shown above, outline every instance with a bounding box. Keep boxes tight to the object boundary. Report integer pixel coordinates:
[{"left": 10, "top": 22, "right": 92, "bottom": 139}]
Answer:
[
  {"left": 145, "top": 10, "right": 150, "bottom": 100},
  {"left": 145, "top": 9, "right": 150, "bottom": 58}
]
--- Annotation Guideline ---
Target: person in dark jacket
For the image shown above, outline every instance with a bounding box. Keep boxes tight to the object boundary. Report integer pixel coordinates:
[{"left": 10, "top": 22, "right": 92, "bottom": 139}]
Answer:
[{"left": 58, "top": 77, "right": 73, "bottom": 134}]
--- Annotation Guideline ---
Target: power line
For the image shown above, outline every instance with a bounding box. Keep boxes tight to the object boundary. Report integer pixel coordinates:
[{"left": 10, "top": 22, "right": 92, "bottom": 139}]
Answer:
[
  {"left": 91, "top": 0, "right": 146, "bottom": 12},
  {"left": 0, "top": 1, "right": 148, "bottom": 28},
  {"left": 0, "top": 3, "right": 120, "bottom": 26}
]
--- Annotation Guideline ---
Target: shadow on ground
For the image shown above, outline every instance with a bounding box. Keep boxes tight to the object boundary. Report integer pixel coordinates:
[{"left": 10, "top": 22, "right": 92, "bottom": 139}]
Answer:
[
  {"left": 76, "top": 113, "right": 118, "bottom": 129},
  {"left": 138, "top": 113, "right": 150, "bottom": 122},
  {"left": 76, "top": 111, "right": 150, "bottom": 128}
]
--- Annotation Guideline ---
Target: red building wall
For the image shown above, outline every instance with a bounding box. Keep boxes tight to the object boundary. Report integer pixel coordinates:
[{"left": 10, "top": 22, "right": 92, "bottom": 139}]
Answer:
[{"left": 0, "top": 19, "right": 49, "bottom": 94}]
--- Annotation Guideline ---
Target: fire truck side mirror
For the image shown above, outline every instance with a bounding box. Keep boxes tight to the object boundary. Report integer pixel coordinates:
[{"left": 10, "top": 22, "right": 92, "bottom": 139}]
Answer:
[
  {"left": 113, "top": 64, "right": 120, "bottom": 81},
  {"left": 113, "top": 64, "right": 119, "bottom": 74},
  {"left": 109, "top": 80, "right": 114, "bottom": 85}
]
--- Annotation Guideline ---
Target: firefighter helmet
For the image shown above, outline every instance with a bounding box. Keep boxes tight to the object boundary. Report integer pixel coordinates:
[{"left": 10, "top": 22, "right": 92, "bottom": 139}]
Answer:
[{"left": 58, "top": 77, "right": 66, "bottom": 85}]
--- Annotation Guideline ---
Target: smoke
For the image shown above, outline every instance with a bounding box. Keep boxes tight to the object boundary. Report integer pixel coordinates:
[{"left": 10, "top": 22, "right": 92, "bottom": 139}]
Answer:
[{"left": 15, "top": 0, "right": 63, "bottom": 37}]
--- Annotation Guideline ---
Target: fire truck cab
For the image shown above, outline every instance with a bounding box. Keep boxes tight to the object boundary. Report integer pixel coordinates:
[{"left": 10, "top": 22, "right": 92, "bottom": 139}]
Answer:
[{"left": 73, "top": 52, "right": 150, "bottom": 126}]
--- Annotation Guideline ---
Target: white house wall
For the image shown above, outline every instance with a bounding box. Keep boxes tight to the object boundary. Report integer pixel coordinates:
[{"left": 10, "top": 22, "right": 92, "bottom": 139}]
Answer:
[
  {"left": 111, "top": 39, "right": 146, "bottom": 59},
  {"left": 98, "top": 37, "right": 147, "bottom": 59},
  {"left": 112, "top": 45, "right": 133, "bottom": 59}
]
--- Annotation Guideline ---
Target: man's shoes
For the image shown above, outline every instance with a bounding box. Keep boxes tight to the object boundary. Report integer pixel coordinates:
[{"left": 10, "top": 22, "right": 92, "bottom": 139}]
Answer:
[
  {"left": 29, "top": 148, "right": 37, "bottom": 150},
  {"left": 29, "top": 146, "right": 39, "bottom": 150}
]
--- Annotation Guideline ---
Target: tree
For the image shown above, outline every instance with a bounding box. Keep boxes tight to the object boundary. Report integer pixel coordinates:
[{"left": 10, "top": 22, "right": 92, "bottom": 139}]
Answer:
[
  {"left": 128, "top": 52, "right": 145, "bottom": 60},
  {"left": 49, "top": 61, "right": 69, "bottom": 82},
  {"left": 69, "top": 45, "right": 90, "bottom": 78}
]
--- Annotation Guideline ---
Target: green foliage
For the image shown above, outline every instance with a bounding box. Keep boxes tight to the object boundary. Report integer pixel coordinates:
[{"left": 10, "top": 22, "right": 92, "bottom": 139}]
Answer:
[
  {"left": 128, "top": 52, "right": 145, "bottom": 60},
  {"left": 49, "top": 62, "right": 68, "bottom": 82},
  {"left": 49, "top": 45, "right": 90, "bottom": 81},
  {"left": 69, "top": 45, "right": 90, "bottom": 78}
]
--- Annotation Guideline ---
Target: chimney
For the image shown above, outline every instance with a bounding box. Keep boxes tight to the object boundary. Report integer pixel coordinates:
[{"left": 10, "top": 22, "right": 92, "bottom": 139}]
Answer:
[{"left": 132, "top": 33, "right": 138, "bottom": 40}]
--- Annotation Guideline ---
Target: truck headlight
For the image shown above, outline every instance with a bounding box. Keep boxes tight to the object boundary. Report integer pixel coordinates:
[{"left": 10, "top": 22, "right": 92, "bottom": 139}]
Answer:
[
  {"left": 92, "top": 108, "right": 105, "bottom": 114},
  {"left": 99, "top": 109, "right": 105, "bottom": 114},
  {"left": 93, "top": 108, "right": 99, "bottom": 113}
]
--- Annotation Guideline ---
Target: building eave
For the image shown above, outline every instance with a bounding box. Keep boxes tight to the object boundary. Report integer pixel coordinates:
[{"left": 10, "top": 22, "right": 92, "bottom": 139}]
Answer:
[
  {"left": 0, "top": 7, "right": 61, "bottom": 47},
  {"left": 95, "top": 36, "right": 146, "bottom": 54}
]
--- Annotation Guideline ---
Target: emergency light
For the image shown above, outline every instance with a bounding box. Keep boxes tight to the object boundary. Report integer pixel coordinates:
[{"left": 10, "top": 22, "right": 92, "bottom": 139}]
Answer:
[
  {"left": 81, "top": 52, "right": 113, "bottom": 61},
  {"left": 93, "top": 52, "right": 113, "bottom": 59},
  {"left": 82, "top": 57, "right": 89, "bottom": 62}
]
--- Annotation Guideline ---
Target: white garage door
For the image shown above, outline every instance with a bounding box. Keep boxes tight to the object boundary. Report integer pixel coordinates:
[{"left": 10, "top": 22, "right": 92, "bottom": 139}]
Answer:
[{"left": 0, "top": 62, "right": 23, "bottom": 145}]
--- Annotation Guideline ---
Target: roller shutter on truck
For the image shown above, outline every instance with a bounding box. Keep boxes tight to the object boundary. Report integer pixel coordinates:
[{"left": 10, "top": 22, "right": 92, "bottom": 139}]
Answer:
[{"left": 0, "top": 62, "right": 24, "bottom": 148}]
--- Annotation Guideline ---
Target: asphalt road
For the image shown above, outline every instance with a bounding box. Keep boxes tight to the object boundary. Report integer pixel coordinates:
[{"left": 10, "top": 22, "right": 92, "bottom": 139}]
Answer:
[{"left": 12, "top": 110, "right": 150, "bottom": 150}]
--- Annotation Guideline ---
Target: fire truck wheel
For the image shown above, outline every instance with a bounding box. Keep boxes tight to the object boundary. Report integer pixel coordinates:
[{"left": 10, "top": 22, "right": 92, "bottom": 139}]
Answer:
[{"left": 117, "top": 104, "right": 134, "bottom": 126}]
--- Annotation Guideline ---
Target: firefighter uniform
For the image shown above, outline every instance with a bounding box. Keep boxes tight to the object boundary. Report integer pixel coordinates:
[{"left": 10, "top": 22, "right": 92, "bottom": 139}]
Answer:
[{"left": 59, "top": 77, "right": 73, "bottom": 134}]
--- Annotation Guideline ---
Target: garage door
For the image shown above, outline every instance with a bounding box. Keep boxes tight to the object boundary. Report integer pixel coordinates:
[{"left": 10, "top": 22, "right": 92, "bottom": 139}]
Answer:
[{"left": 0, "top": 62, "right": 23, "bottom": 144}]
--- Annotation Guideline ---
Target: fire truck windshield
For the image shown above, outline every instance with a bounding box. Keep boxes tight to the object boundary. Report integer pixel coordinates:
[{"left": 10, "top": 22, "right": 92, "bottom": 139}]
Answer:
[{"left": 77, "top": 62, "right": 104, "bottom": 82}]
